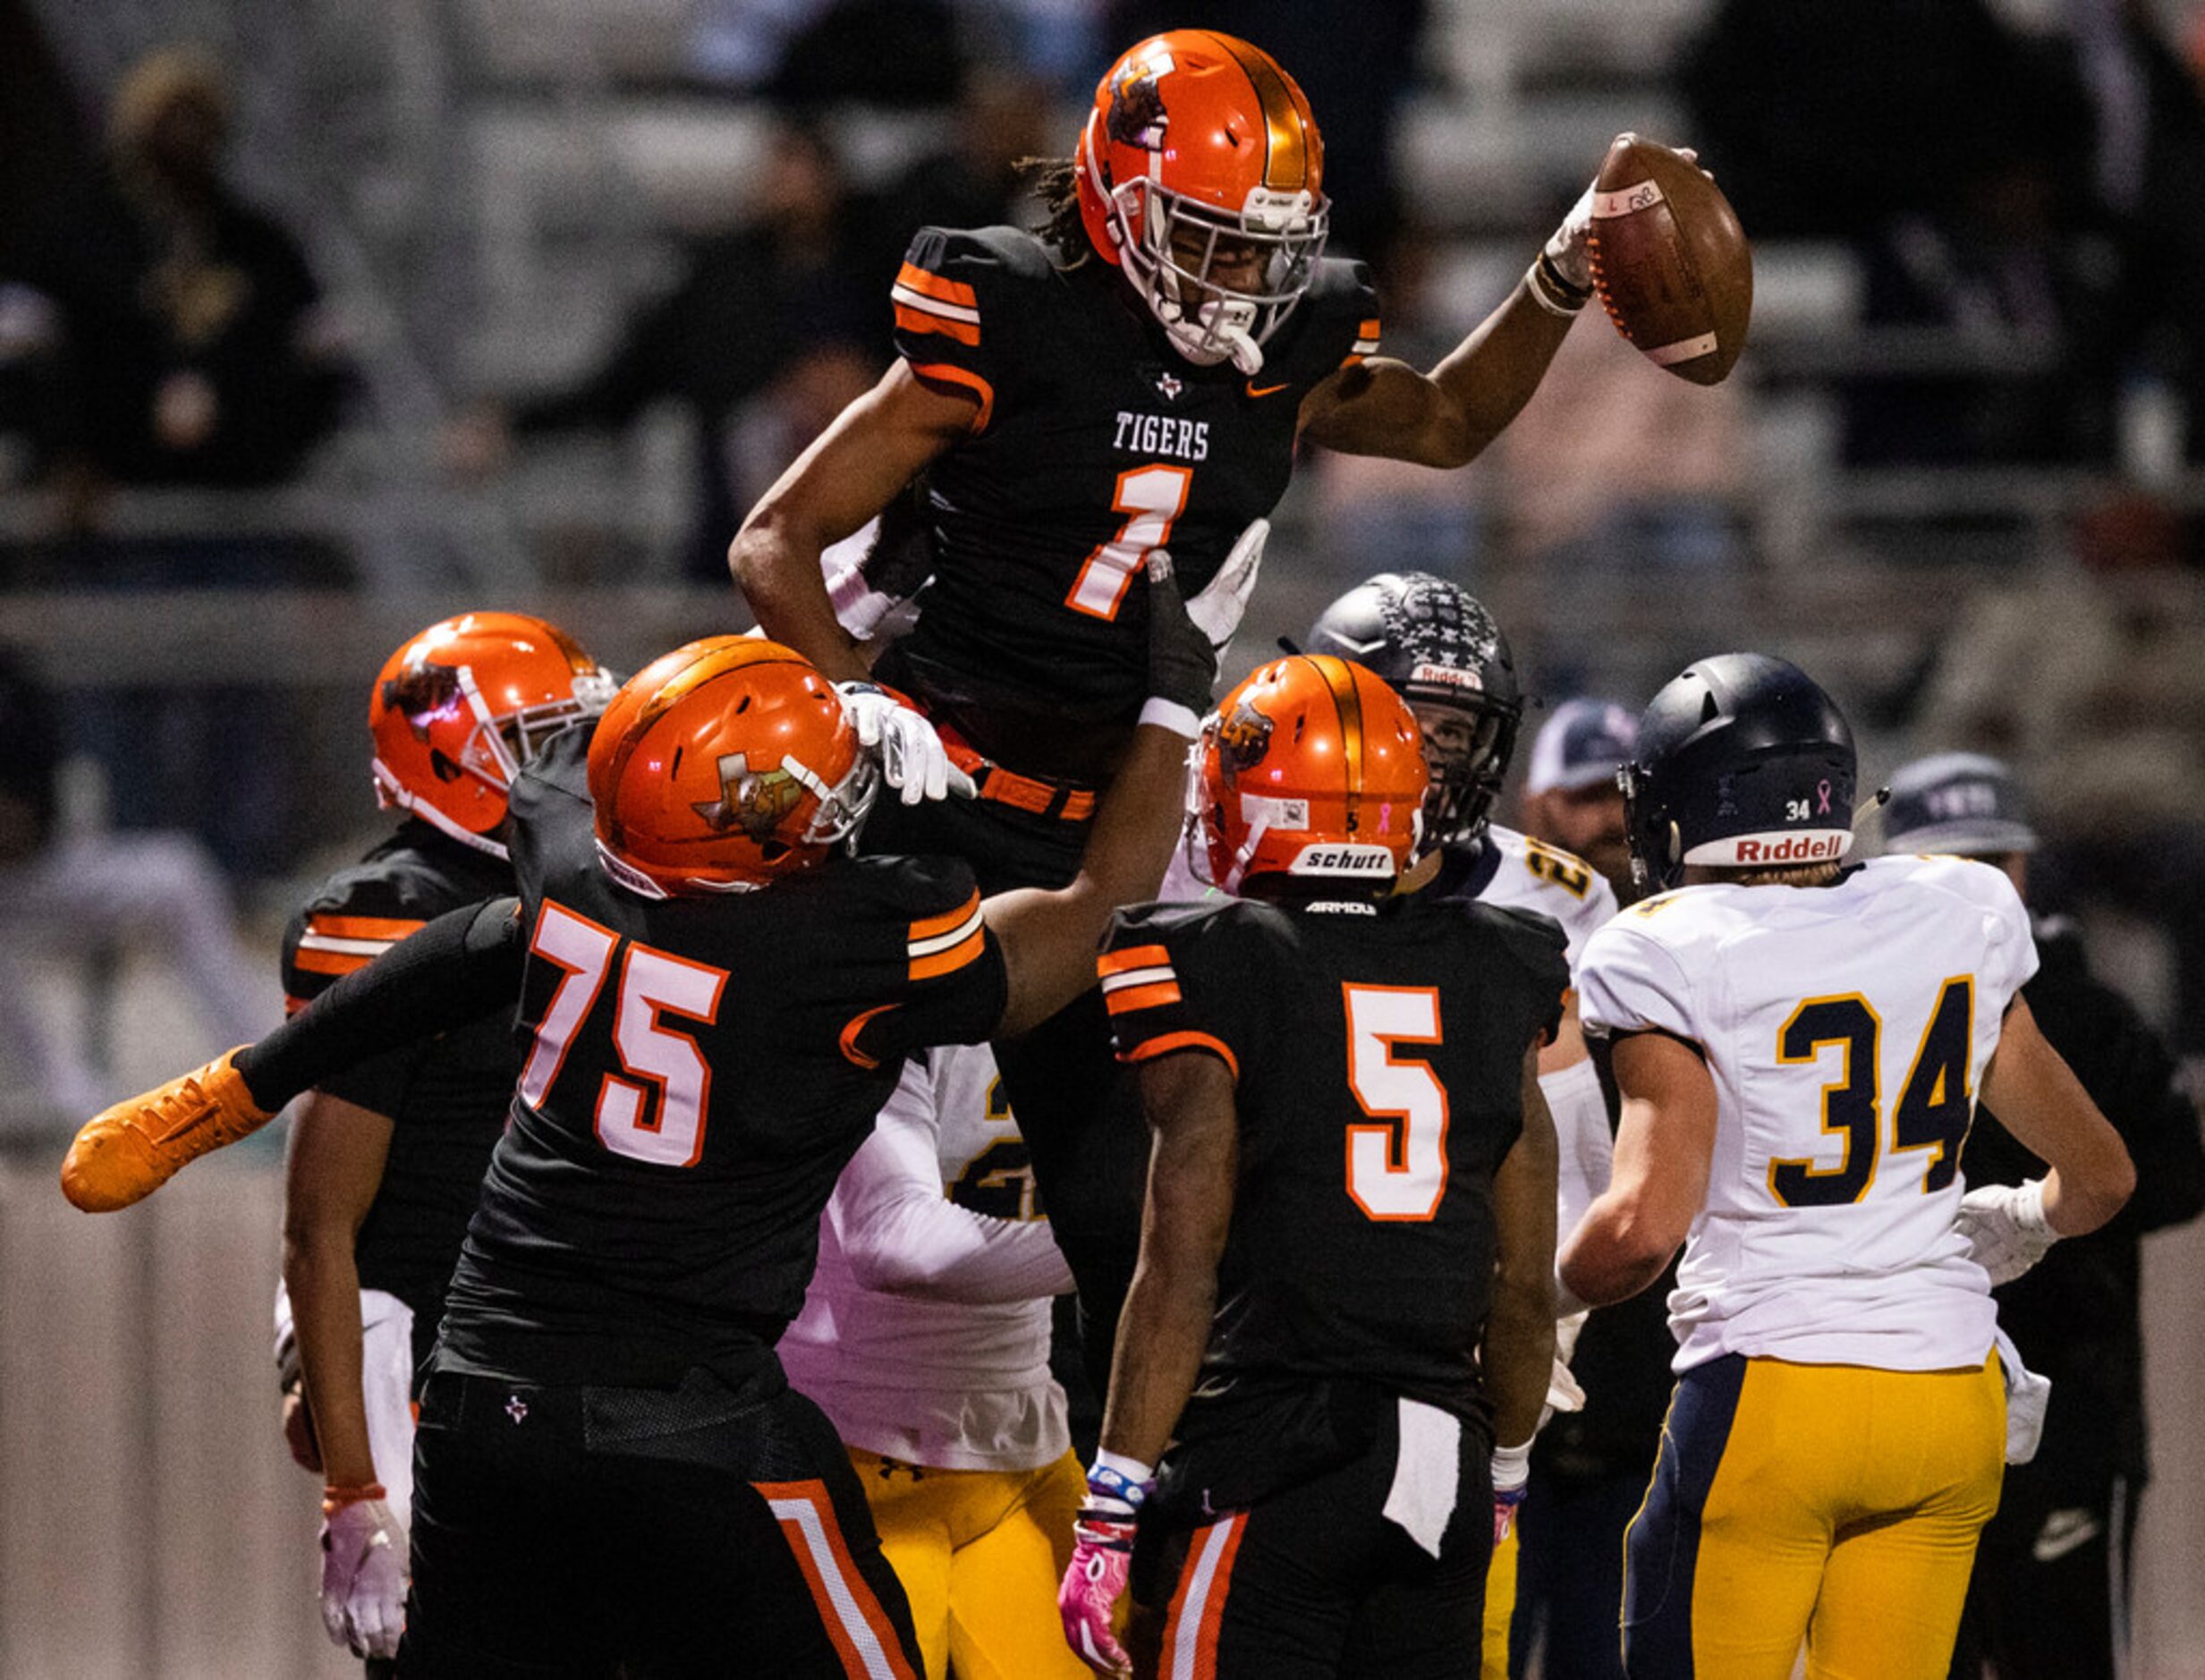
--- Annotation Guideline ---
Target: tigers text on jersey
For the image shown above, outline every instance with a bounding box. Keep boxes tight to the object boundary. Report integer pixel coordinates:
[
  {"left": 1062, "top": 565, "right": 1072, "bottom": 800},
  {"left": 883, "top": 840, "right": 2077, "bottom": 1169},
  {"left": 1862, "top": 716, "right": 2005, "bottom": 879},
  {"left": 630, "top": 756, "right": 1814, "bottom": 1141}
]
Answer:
[
  {"left": 1100, "top": 893, "right": 1568, "bottom": 1423},
  {"left": 881, "top": 224, "right": 1380, "bottom": 760},
  {"left": 779, "top": 1042, "right": 1073, "bottom": 1472},
  {"left": 1433, "top": 825, "right": 1618, "bottom": 969},
  {"left": 1576, "top": 854, "right": 2040, "bottom": 1373},
  {"left": 281, "top": 820, "right": 517, "bottom": 1371},
  {"left": 434, "top": 730, "right": 1009, "bottom": 1389}
]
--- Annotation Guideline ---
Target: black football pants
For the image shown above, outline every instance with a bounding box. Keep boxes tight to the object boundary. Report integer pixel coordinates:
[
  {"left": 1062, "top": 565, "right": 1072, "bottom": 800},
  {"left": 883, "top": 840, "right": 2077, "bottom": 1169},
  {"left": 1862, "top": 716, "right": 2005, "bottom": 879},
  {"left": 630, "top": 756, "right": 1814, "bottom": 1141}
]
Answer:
[
  {"left": 397, "top": 1364, "right": 920, "bottom": 1677},
  {"left": 1128, "top": 1399, "right": 1497, "bottom": 1678}
]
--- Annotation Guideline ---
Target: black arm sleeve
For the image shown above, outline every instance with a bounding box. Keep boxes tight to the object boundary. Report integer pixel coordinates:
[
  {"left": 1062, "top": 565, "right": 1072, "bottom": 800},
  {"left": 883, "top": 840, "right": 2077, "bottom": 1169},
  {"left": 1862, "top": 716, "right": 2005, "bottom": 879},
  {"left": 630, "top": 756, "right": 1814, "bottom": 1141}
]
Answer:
[{"left": 234, "top": 897, "right": 527, "bottom": 1109}]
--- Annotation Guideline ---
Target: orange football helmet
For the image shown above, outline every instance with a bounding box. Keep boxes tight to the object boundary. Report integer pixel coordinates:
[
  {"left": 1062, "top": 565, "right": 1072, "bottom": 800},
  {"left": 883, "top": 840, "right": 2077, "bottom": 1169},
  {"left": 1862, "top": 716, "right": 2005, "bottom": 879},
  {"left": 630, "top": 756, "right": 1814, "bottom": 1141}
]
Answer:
[
  {"left": 1192, "top": 654, "right": 1426, "bottom": 895},
  {"left": 1074, "top": 30, "right": 1327, "bottom": 374},
  {"left": 369, "top": 612, "right": 614, "bottom": 859},
  {"left": 586, "top": 638, "right": 878, "bottom": 896}
]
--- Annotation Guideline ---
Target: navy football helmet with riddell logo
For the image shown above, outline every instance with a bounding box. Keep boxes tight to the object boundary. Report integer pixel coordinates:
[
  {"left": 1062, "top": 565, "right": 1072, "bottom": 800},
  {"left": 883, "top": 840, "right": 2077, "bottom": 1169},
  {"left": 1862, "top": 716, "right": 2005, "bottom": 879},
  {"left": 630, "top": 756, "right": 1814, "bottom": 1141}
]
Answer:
[
  {"left": 1623, "top": 652, "right": 1857, "bottom": 893},
  {"left": 1304, "top": 573, "right": 1522, "bottom": 853}
]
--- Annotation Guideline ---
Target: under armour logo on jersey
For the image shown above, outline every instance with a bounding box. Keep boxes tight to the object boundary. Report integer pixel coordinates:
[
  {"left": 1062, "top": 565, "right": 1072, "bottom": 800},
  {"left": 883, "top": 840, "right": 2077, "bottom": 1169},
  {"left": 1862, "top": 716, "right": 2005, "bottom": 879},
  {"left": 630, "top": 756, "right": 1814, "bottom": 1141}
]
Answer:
[
  {"left": 691, "top": 751, "right": 801, "bottom": 840},
  {"left": 505, "top": 1394, "right": 530, "bottom": 1425},
  {"left": 875, "top": 1457, "right": 928, "bottom": 1482}
]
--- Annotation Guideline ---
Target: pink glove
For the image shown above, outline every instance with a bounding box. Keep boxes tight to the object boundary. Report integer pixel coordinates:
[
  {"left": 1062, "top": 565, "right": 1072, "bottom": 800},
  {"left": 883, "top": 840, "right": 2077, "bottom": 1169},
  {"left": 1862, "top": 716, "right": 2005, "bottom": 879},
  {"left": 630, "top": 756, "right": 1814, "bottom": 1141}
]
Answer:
[{"left": 1059, "top": 1456, "right": 1150, "bottom": 1676}]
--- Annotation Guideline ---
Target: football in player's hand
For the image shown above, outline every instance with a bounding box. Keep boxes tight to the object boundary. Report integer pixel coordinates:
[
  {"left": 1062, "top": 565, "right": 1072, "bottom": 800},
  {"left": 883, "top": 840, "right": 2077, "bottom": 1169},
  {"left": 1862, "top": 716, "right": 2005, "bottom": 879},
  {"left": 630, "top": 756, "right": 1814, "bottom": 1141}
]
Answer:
[{"left": 1587, "top": 135, "right": 1751, "bottom": 386}]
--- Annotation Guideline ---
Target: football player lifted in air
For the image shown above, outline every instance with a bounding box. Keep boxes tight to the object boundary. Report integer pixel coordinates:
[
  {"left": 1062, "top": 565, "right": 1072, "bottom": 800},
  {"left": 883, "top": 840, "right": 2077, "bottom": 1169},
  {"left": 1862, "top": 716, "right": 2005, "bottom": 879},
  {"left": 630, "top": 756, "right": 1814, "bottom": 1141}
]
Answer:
[
  {"left": 276, "top": 613, "right": 613, "bottom": 1669},
  {"left": 1059, "top": 653, "right": 1568, "bottom": 1678},
  {"left": 1303, "top": 572, "right": 1615, "bottom": 1676},
  {"left": 1560, "top": 654, "right": 2135, "bottom": 1679},
  {"left": 61, "top": 562, "right": 1217, "bottom": 1678},
  {"left": 730, "top": 30, "right": 1649, "bottom": 1325}
]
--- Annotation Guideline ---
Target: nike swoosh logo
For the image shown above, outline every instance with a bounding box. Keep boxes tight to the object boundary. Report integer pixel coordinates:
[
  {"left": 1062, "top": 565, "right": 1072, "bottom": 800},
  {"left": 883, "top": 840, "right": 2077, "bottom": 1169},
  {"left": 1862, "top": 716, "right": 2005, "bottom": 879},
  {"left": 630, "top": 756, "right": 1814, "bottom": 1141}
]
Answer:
[
  {"left": 1245, "top": 381, "right": 1292, "bottom": 398},
  {"left": 2031, "top": 1509, "right": 2103, "bottom": 1563}
]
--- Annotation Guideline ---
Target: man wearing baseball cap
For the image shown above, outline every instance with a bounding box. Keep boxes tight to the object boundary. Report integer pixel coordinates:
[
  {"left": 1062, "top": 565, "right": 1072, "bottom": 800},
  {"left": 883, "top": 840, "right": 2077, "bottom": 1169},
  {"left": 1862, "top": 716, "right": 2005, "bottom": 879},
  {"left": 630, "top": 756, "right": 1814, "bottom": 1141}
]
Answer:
[
  {"left": 1883, "top": 752, "right": 2203, "bottom": 1680},
  {"left": 1520, "top": 699, "right": 1638, "bottom": 903}
]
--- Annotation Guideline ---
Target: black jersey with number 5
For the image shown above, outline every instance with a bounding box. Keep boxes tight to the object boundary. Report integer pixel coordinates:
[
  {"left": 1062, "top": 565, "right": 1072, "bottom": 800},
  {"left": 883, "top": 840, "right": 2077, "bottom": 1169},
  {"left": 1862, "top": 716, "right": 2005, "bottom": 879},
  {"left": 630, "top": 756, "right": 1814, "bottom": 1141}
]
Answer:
[
  {"left": 1101, "top": 893, "right": 1568, "bottom": 1423},
  {"left": 880, "top": 224, "right": 1380, "bottom": 764},
  {"left": 434, "top": 729, "right": 1009, "bottom": 1388}
]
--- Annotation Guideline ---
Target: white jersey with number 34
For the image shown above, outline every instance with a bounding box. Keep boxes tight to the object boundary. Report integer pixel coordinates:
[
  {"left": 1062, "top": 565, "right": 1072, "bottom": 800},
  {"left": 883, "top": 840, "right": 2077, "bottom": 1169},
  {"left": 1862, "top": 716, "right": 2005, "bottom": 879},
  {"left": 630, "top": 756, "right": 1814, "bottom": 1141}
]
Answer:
[{"left": 1576, "top": 854, "right": 2039, "bottom": 1373}]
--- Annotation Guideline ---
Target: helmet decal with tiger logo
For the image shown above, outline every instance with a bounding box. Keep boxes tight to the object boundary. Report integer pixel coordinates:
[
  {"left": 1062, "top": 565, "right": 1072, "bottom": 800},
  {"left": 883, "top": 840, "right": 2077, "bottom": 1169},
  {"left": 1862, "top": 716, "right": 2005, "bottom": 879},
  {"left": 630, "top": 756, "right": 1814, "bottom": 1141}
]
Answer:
[
  {"left": 691, "top": 752, "right": 804, "bottom": 844},
  {"left": 1215, "top": 696, "right": 1275, "bottom": 784},
  {"left": 1106, "top": 64, "right": 1167, "bottom": 151}
]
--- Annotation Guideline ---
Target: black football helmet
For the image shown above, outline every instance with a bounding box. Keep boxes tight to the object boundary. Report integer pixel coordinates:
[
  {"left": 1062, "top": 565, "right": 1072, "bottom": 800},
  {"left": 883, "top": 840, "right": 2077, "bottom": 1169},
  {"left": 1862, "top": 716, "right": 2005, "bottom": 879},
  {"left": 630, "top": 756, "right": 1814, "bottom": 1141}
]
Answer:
[
  {"left": 1304, "top": 573, "right": 1522, "bottom": 849},
  {"left": 1623, "top": 652, "right": 1857, "bottom": 893}
]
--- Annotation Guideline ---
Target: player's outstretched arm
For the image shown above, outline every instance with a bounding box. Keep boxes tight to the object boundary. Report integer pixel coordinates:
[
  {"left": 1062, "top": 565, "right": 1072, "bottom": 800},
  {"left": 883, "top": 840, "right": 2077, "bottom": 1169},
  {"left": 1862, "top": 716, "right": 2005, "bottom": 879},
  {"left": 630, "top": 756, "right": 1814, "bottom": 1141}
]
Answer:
[
  {"left": 1559, "top": 1029, "right": 1716, "bottom": 1307},
  {"left": 60, "top": 898, "right": 524, "bottom": 1211},
  {"left": 987, "top": 558, "right": 1214, "bottom": 1038},
  {"left": 729, "top": 361, "right": 973, "bottom": 686},
  {"left": 1296, "top": 140, "right": 1638, "bottom": 468},
  {"left": 1060, "top": 1048, "right": 1238, "bottom": 1677},
  {"left": 1972, "top": 993, "right": 2135, "bottom": 1251}
]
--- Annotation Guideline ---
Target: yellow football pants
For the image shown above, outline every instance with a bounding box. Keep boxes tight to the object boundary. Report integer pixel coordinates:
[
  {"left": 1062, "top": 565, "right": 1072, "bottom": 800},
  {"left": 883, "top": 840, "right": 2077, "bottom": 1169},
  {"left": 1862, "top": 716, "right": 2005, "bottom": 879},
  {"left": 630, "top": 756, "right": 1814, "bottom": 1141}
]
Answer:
[
  {"left": 1622, "top": 1354, "right": 2005, "bottom": 1680},
  {"left": 1480, "top": 1523, "right": 1517, "bottom": 1678},
  {"left": 848, "top": 1446, "right": 1093, "bottom": 1680}
]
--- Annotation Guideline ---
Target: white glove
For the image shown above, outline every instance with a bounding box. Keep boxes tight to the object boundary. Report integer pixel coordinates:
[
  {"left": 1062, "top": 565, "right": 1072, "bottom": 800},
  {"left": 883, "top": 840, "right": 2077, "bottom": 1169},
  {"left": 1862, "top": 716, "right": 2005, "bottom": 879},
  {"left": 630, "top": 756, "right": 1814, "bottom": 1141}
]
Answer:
[
  {"left": 1955, "top": 1177, "right": 2057, "bottom": 1285},
  {"left": 1544, "top": 180, "right": 1598, "bottom": 293},
  {"left": 319, "top": 1497, "right": 407, "bottom": 1659},
  {"left": 1542, "top": 136, "right": 1707, "bottom": 296},
  {"left": 835, "top": 682, "right": 976, "bottom": 806},
  {"left": 1538, "top": 1308, "right": 1591, "bottom": 1431},
  {"left": 1184, "top": 519, "right": 1267, "bottom": 656}
]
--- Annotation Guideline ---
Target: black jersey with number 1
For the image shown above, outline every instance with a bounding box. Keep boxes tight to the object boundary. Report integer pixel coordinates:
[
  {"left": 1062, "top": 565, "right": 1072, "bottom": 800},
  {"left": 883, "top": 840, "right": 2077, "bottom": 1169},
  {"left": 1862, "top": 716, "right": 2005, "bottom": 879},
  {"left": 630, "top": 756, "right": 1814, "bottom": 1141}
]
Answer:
[
  {"left": 1101, "top": 891, "right": 1568, "bottom": 1428},
  {"left": 879, "top": 224, "right": 1380, "bottom": 764},
  {"left": 433, "top": 728, "right": 1010, "bottom": 1390}
]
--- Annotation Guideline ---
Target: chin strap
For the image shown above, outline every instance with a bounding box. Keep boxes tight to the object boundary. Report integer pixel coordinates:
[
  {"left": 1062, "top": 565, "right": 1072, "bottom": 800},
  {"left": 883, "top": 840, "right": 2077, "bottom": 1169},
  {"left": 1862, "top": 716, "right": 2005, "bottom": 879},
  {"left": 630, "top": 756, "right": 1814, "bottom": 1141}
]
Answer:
[{"left": 1163, "top": 298, "right": 1264, "bottom": 376}]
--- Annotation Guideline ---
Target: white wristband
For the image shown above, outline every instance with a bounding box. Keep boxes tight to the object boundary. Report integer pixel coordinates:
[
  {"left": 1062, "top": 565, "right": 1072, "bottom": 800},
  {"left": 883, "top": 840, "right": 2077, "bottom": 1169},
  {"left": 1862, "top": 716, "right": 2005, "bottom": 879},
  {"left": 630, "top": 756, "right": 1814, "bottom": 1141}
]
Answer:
[
  {"left": 1492, "top": 1438, "right": 1534, "bottom": 1491},
  {"left": 1139, "top": 698, "right": 1202, "bottom": 740},
  {"left": 1091, "top": 1447, "right": 1155, "bottom": 1486}
]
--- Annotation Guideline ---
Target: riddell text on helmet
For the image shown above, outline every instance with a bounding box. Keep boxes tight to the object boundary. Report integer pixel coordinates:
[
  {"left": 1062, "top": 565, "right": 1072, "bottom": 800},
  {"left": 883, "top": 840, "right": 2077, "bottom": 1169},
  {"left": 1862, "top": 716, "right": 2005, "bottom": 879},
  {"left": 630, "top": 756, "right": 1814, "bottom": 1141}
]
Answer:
[{"left": 1732, "top": 833, "right": 1845, "bottom": 863}]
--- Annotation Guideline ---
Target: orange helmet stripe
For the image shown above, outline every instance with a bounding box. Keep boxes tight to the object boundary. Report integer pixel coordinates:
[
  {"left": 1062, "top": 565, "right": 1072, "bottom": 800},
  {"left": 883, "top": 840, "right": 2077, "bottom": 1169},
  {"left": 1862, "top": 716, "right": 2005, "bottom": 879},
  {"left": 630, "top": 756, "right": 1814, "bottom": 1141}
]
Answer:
[
  {"left": 1310, "top": 655, "right": 1366, "bottom": 826},
  {"left": 1207, "top": 32, "right": 1312, "bottom": 192}
]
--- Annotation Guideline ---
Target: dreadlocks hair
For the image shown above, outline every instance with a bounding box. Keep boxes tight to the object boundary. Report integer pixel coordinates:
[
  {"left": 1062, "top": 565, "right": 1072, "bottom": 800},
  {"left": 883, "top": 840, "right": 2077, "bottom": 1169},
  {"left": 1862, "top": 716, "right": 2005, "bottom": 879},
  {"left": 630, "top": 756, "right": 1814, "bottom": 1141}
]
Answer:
[{"left": 1016, "top": 157, "right": 1090, "bottom": 265}]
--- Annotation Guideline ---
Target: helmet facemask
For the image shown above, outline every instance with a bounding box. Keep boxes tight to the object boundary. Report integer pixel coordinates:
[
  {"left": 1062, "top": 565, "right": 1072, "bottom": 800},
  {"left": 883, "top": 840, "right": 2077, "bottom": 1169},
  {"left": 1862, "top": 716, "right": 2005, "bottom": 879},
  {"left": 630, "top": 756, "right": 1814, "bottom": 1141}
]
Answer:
[
  {"left": 1408, "top": 697, "right": 1520, "bottom": 854},
  {"left": 1086, "top": 130, "right": 1327, "bottom": 376}
]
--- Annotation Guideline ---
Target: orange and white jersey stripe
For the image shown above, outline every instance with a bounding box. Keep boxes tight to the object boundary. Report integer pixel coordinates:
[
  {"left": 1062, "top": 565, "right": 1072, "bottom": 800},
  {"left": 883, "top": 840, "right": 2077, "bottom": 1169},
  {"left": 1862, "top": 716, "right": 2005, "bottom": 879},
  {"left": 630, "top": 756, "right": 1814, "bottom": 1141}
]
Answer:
[
  {"left": 1098, "top": 943, "right": 1241, "bottom": 1080},
  {"left": 1348, "top": 316, "right": 1381, "bottom": 361},
  {"left": 286, "top": 912, "right": 426, "bottom": 1007},
  {"left": 1098, "top": 943, "right": 1180, "bottom": 1014},
  {"left": 755, "top": 1479, "right": 919, "bottom": 1679},
  {"left": 892, "top": 261, "right": 981, "bottom": 347},
  {"left": 1160, "top": 1511, "right": 1249, "bottom": 1679},
  {"left": 907, "top": 890, "right": 985, "bottom": 981}
]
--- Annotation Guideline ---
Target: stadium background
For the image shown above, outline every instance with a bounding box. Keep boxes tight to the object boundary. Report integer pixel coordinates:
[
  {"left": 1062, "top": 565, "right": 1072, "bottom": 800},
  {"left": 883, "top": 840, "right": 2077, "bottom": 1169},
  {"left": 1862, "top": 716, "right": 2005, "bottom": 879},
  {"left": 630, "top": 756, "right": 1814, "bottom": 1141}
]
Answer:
[{"left": 3, "top": 0, "right": 2203, "bottom": 1672}]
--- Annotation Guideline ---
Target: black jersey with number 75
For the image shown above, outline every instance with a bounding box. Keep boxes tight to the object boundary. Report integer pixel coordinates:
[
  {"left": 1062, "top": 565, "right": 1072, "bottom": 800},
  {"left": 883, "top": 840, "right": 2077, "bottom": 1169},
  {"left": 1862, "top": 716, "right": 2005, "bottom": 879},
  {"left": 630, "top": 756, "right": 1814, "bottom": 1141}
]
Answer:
[{"left": 433, "top": 727, "right": 1009, "bottom": 1390}]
